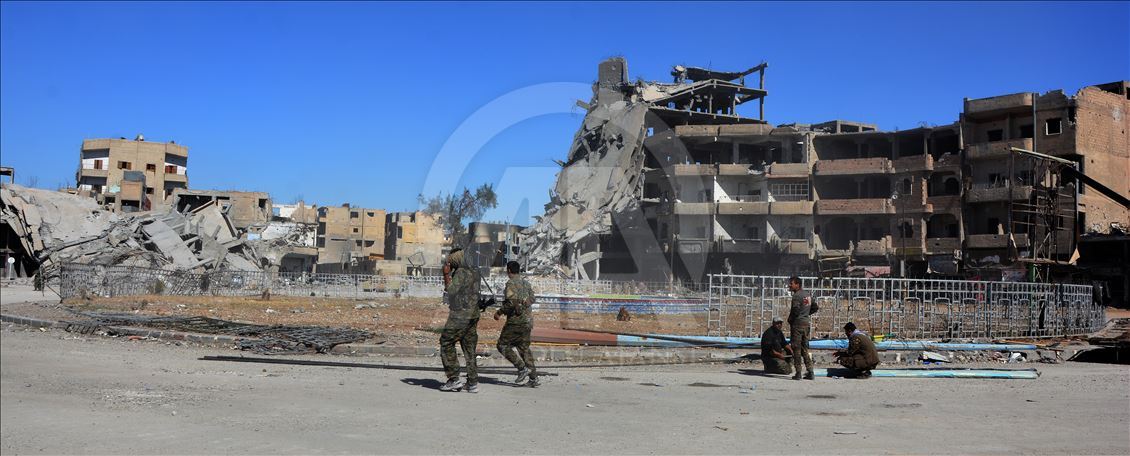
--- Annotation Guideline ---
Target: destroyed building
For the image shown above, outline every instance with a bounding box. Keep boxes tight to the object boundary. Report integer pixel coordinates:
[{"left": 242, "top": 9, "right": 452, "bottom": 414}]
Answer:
[
  {"left": 76, "top": 136, "right": 188, "bottom": 211},
  {"left": 382, "top": 211, "right": 446, "bottom": 275},
  {"left": 523, "top": 58, "right": 1129, "bottom": 291},
  {"left": 0, "top": 183, "right": 263, "bottom": 277},
  {"left": 172, "top": 189, "right": 273, "bottom": 230},
  {"left": 315, "top": 204, "right": 386, "bottom": 273}
]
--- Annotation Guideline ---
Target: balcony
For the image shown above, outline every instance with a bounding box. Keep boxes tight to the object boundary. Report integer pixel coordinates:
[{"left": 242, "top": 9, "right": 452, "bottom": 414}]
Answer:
[
  {"left": 966, "top": 233, "right": 1030, "bottom": 249},
  {"left": 163, "top": 145, "right": 189, "bottom": 158},
  {"left": 672, "top": 202, "right": 714, "bottom": 215},
  {"left": 925, "top": 237, "right": 961, "bottom": 255},
  {"left": 78, "top": 168, "right": 109, "bottom": 178},
  {"left": 815, "top": 199, "right": 894, "bottom": 215},
  {"left": 892, "top": 155, "right": 934, "bottom": 173},
  {"left": 965, "top": 92, "right": 1034, "bottom": 119},
  {"left": 717, "top": 201, "right": 768, "bottom": 215},
  {"left": 770, "top": 239, "right": 812, "bottom": 255},
  {"left": 717, "top": 239, "right": 763, "bottom": 254},
  {"left": 965, "top": 138, "right": 1031, "bottom": 161},
  {"left": 813, "top": 157, "right": 891, "bottom": 176},
  {"left": 966, "top": 185, "right": 1033, "bottom": 203},
  {"left": 717, "top": 164, "right": 765, "bottom": 176},
  {"left": 767, "top": 163, "right": 811, "bottom": 177},
  {"left": 854, "top": 240, "right": 890, "bottom": 257},
  {"left": 674, "top": 125, "right": 719, "bottom": 137},
  {"left": 163, "top": 172, "right": 188, "bottom": 183},
  {"left": 770, "top": 201, "right": 814, "bottom": 215},
  {"left": 672, "top": 164, "right": 716, "bottom": 176},
  {"left": 927, "top": 195, "right": 962, "bottom": 211}
]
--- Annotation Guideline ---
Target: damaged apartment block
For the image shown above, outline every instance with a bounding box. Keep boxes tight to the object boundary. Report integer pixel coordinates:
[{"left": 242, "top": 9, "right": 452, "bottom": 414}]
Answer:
[{"left": 523, "top": 58, "right": 1129, "bottom": 296}]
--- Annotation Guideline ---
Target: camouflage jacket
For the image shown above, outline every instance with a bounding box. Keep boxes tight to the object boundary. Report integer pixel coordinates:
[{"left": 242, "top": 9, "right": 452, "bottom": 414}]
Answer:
[
  {"left": 446, "top": 265, "right": 481, "bottom": 320},
  {"left": 501, "top": 276, "right": 535, "bottom": 326}
]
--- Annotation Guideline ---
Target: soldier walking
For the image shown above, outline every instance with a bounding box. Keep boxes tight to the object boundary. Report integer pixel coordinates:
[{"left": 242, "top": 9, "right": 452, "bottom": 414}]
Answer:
[
  {"left": 439, "top": 249, "right": 482, "bottom": 393},
  {"left": 495, "top": 261, "right": 539, "bottom": 387},
  {"left": 787, "top": 276, "right": 818, "bottom": 380}
]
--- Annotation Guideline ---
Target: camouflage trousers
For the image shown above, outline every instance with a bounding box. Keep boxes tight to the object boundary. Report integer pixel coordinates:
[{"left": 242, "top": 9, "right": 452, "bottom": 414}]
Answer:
[
  {"left": 440, "top": 316, "right": 479, "bottom": 383},
  {"left": 790, "top": 325, "right": 813, "bottom": 375},
  {"left": 762, "top": 355, "right": 794, "bottom": 375},
  {"left": 838, "top": 354, "right": 878, "bottom": 372},
  {"left": 496, "top": 322, "right": 536, "bottom": 379}
]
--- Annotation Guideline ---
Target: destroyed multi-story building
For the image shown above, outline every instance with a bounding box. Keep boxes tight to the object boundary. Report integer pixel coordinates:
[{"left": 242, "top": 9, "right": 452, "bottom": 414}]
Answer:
[
  {"left": 383, "top": 211, "right": 446, "bottom": 275},
  {"left": 523, "top": 58, "right": 1129, "bottom": 293},
  {"left": 316, "top": 205, "right": 386, "bottom": 270},
  {"left": 171, "top": 189, "right": 273, "bottom": 230},
  {"left": 75, "top": 135, "right": 188, "bottom": 211}
]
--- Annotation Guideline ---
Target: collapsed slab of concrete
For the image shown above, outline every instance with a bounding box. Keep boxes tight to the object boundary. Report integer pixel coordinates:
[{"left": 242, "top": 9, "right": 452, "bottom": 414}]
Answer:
[{"left": 0, "top": 183, "right": 265, "bottom": 278}]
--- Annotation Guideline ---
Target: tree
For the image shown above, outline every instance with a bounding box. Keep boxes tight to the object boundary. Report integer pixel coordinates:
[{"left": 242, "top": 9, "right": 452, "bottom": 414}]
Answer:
[{"left": 418, "top": 183, "right": 498, "bottom": 244}]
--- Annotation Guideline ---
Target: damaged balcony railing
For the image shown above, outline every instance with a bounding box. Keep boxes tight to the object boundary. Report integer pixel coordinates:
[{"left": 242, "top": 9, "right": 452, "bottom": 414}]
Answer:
[{"left": 706, "top": 274, "right": 1103, "bottom": 339}]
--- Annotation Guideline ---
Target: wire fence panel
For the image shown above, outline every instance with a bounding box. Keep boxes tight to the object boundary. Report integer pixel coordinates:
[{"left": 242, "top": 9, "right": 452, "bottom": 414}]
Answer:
[{"left": 707, "top": 273, "right": 1102, "bottom": 339}]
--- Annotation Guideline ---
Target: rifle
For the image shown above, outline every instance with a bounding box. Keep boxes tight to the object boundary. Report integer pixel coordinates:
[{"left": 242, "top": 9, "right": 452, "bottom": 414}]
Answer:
[{"left": 478, "top": 274, "right": 499, "bottom": 311}]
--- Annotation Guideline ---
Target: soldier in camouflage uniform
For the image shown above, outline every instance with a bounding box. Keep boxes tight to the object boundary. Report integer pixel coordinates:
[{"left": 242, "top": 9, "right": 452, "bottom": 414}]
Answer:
[
  {"left": 439, "top": 249, "right": 482, "bottom": 393},
  {"left": 787, "top": 276, "right": 818, "bottom": 381},
  {"left": 494, "top": 261, "right": 538, "bottom": 387}
]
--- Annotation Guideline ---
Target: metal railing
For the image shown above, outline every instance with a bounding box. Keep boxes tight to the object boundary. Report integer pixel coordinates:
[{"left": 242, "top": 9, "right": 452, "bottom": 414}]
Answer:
[{"left": 707, "top": 274, "right": 1102, "bottom": 339}]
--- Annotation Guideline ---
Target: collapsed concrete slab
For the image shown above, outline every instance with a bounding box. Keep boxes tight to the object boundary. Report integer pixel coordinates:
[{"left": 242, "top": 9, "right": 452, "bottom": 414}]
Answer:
[{"left": 0, "top": 183, "right": 267, "bottom": 278}]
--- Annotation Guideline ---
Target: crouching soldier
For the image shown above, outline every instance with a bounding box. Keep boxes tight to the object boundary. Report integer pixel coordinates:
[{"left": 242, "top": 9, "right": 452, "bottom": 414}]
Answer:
[
  {"left": 495, "top": 261, "right": 539, "bottom": 387},
  {"left": 760, "top": 316, "right": 794, "bottom": 375},
  {"left": 834, "top": 322, "right": 880, "bottom": 378},
  {"left": 439, "top": 249, "right": 482, "bottom": 393}
]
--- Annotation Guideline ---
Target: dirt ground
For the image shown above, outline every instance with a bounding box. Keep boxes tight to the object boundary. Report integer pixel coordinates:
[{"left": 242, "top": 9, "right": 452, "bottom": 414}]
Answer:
[
  {"left": 42, "top": 294, "right": 707, "bottom": 346},
  {"left": 2, "top": 326, "right": 1128, "bottom": 455}
]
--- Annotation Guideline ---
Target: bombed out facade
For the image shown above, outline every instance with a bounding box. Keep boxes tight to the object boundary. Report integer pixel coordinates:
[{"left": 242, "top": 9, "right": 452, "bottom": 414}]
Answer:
[{"left": 523, "top": 58, "right": 1129, "bottom": 290}]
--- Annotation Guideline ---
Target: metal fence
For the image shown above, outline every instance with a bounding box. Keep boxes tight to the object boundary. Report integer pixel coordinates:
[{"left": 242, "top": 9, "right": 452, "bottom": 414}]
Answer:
[
  {"left": 706, "top": 274, "right": 1103, "bottom": 339},
  {"left": 58, "top": 263, "right": 707, "bottom": 301}
]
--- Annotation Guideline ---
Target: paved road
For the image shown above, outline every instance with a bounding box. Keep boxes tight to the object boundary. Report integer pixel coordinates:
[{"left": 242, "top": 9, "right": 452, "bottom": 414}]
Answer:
[
  {"left": 2, "top": 326, "right": 1128, "bottom": 455},
  {"left": 0, "top": 284, "right": 59, "bottom": 307}
]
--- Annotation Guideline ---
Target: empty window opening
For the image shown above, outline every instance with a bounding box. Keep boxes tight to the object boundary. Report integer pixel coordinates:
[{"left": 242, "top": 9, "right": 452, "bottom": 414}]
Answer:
[
  {"left": 117, "top": 161, "right": 132, "bottom": 170},
  {"left": 144, "top": 187, "right": 154, "bottom": 195},
  {"left": 350, "top": 211, "right": 359, "bottom": 219},
  {"left": 397, "top": 227, "right": 404, "bottom": 239},
  {"left": 899, "top": 178, "right": 912, "bottom": 195},
  {"left": 352, "top": 228, "right": 359, "bottom": 233},
  {"left": 898, "top": 222, "right": 914, "bottom": 238},
  {"left": 1045, "top": 118, "right": 1062, "bottom": 135},
  {"left": 987, "top": 129, "right": 1004, "bottom": 142},
  {"left": 1018, "top": 124, "right": 1034, "bottom": 139},
  {"left": 146, "top": 164, "right": 156, "bottom": 172}
]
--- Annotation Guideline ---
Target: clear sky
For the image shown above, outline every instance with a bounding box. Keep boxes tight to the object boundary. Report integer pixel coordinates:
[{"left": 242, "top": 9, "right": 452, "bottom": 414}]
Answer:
[{"left": 2, "top": 1, "right": 1127, "bottom": 225}]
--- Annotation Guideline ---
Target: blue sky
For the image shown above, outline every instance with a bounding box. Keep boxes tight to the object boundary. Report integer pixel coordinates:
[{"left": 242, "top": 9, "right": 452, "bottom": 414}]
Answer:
[{"left": 2, "top": 1, "right": 1127, "bottom": 225}]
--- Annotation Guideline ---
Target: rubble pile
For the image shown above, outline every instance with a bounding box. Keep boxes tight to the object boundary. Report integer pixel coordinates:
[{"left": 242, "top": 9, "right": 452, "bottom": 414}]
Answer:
[
  {"left": 520, "top": 60, "right": 652, "bottom": 275},
  {"left": 1, "top": 184, "right": 263, "bottom": 277}
]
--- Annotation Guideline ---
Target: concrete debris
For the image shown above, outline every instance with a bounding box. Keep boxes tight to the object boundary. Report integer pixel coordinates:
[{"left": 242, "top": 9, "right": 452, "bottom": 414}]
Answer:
[{"left": 0, "top": 183, "right": 269, "bottom": 277}]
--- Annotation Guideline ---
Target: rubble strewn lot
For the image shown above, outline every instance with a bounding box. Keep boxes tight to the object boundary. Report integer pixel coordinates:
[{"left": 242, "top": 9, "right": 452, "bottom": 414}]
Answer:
[{"left": 29, "top": 294, "right": 707, "bottom": 346}]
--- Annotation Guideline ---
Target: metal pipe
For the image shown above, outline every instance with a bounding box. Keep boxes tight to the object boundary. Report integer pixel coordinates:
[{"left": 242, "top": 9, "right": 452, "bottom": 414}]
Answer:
[{"left": 813, "top": 367, "right": 1039, "bottom": 379}]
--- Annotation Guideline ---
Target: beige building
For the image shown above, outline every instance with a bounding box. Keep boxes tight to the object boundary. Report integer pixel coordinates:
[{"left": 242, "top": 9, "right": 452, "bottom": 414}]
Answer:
[
  {"left": 317, "top": 205, "right": 386, "bottom": 265},
  {"left": 385, "top": 211, "right": 446, "bottom": 271},
  {"left": 76, "top": 136, "right": 188, "bottom": 211},
  {"left": 171, "top": 189, "right": 272, "bottom": 230}
]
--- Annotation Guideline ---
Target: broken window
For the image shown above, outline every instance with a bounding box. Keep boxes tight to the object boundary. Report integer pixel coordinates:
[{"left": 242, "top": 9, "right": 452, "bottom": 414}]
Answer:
[
  {"left": 1018, "top": 124, "right": 1034, "bottom": 139},
  {"left": 987, "top": 129, "right": 1003, "bottom": 142},
  {"left": 146, "top": 164, "right": 157, "bottom": 172},
  {"left": 117, "top": 161, "right": 132, "bottom": 170},
  {"left": 899, "top": 178, "right": 912, "bottom": 195},
  {"left": 259, "top": 199, "right": 268, "bottom": 209},
  {"left": 367, "top": 211, "right": 375, "bottom": 217},
  {"left": 364, "top": 240, "right": 375, "bottom": 247},
  {"left": 1045, "top": 118, "right": 1062, "bottom": 135},
  {"left": 898, "top": 222, "right": 914, "bottom": 238}
]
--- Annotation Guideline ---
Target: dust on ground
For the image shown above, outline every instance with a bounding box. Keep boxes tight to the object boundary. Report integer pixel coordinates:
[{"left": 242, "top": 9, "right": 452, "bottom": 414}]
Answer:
[{"left": 13, "top": 294, "right": 708, "bottom": 346}]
